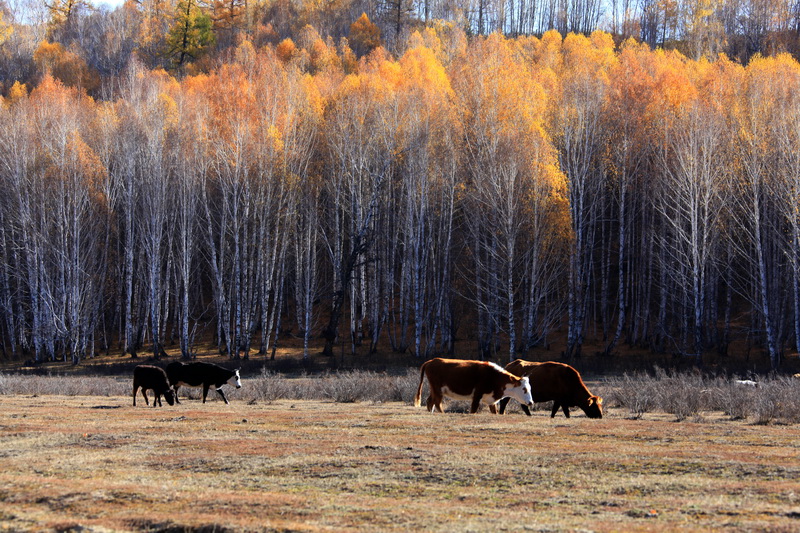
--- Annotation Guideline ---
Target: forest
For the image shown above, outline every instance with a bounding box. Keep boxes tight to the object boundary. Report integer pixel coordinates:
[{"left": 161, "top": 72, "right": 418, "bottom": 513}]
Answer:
[{"left": 1, "top": 0, "right": 800, "bottom": 369}]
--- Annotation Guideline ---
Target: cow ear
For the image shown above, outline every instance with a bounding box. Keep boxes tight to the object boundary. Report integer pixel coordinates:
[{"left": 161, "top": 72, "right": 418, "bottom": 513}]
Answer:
[{"left": 587, "top": 398, "right": 595, "bottom": 407}]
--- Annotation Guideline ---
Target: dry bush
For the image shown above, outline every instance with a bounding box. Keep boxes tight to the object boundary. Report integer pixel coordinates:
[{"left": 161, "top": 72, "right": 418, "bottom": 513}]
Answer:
[
  {"left": 747, "top": 378, "right": 800, "bottom": 425},
  {"left": 607, "top": 370, "right": 800, "bottom": 424},
  {"left": 2, "top": 368, "right": 799, "bottom": 424},
  {"left": 705, "top": 377, "right": 757, "bottom": 420},
  {"left": 247, "top": 368, "right": 304, "bottom": 403},
  {"left": 605, "top": 372, "right": 660, "bottom": 418},
  {"left": 243, "top": 369, "right": 419, "bottom": 404},
  {"left": 652, "top": 368, "right": 707, "bottom": 421},
  {"left": 313, "top": 371, "right": 397, "bottom": 403},
  {"left": 389, "top": 368, "right": 422, "bottom": 403},
  {"left": 0, "top": 373, "right": 128, "bottom": 396}
]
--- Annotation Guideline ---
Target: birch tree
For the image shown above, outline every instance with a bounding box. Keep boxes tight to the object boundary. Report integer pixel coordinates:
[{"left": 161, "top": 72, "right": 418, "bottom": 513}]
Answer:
[
  {"left": 731, "top": 55, "right": 786, "bottom": 369},
  {"left": 551, "top": 31, "right": 613, "bottom": 360}
]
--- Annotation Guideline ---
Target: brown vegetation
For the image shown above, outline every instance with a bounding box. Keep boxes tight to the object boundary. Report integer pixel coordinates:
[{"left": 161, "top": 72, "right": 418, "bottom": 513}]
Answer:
[{"left": 0, "top": 392, "right": 799, "bottom": 532}]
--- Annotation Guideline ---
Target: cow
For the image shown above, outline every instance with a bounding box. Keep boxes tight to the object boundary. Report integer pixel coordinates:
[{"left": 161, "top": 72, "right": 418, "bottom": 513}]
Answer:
[
  {"left": 132, "top": 365, "right": 175, "bottom": 408},
  {"left": 166, "top": 361, "right": 241, "bottom": 404},
  {"left": 413, "top": 358, "right": 534, "bottom": 414},
  {"left": 496, "top": 360, "right": 603, "bottom": 419}
]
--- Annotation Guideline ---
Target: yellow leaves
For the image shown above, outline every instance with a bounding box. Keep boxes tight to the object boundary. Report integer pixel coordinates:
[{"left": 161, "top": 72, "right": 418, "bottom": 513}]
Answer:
[
  {"left": 157, "top": 92, "right": 179, "bottom": 129},
  {"left": 399, "top": 46, "right": 452, "bottom": 98},
  {"left": 266, "top": 124, "right": 284, "bottom": 153},
  {"left": 6, "top": 81, "right": 28, "bottom": 106},
  {"left": 301, "top": 73, "right": 325, "bottom": 119},
  {"left": 0, "top": 11, "right": 13, "bottom": 46}
]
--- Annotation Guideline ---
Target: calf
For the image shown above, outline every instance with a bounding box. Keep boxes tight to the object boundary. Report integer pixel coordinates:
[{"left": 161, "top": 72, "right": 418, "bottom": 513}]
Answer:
[
  {"left": 132, "top": 365, "right": 175, "bottom": 407},
  {"left": 413, "top": 358, "right": 534, "bottom": 414},
  {"left": 166, "top": 361, "right": 241, "bottom": 404},
  {"left": 497, "top": 360, "right": 603, "bottom": 418}
]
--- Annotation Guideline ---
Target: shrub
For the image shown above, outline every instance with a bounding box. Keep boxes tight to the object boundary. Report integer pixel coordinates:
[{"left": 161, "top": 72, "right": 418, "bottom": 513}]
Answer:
[
  {"left": 709, "top": 378, "right": 756, "bottom": 420},
  {"left": 653, "top": 368, "right": 706, "bottom": 421},
  {"left": 606, "top": 372, "right": 659, "bottom": 418},
  {"left": 248, "top": 368, "right": 299, "bottom": 403},
  {"left": 0, "top": 373, "right": 128, "bottom": 396}
]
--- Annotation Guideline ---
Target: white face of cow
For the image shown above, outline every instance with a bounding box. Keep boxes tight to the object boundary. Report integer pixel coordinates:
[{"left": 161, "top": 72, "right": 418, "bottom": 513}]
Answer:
[
  {"left": 505, "top": 376, "right": 534, "bottom": 409},
  {"left": 228, "top": 369, "right": 242, "bottom": 389}
]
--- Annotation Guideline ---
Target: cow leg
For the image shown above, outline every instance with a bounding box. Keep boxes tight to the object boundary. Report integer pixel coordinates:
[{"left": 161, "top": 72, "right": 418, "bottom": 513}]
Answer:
[
  {"left": 489, "top": 404, "right": 498, "bottom": 414},
  {"left": 550, "top": 402, "right": 559, "bottom": 418},
  {"left": 155, "top": 394, "right": 162, "bottom": 407},
  {"left": 426, "top": 395, "right": 444, "bottom": 413},
  {"left": 202, "top": 384, "right": 210, "bottom": 403},
  {"left": 562, "top": 405, "right": 571, "bottom": 418},
  {"left": 142, "top": 389, "right": 150, "bottom": 406},
  {"left": 216, "top": 388, "right": 229, "bottom": 404},
  {"left": 520, "top": 404, "right": 532, "bottom": 416},
  {"left": 497, "top": 397, "right": 511, "bottom": 415},
  {"left": 426, "top": 395, "right": 435, "bottom": 412},
  {"left": 133, "top": 384, "right": 139, "bottom": 406},
  {"left": 469, "top": 394, "right": 481, "bottom": 414},
  {"left": 172, "top": 386, "right": 182, "bottom": 404}
]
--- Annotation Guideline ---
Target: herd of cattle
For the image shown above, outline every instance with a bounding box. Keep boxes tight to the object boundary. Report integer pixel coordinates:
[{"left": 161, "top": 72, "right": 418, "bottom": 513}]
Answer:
[{"left": 132, "top": 357, "right": 603, "bottom": 418}]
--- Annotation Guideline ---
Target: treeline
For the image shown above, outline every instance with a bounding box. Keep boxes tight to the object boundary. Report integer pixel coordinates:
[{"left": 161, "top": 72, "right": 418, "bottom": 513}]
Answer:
[
  {"left": 1, "top": 0, "right": 800, "bottom": 96},
  {"left": 1, "top": 28, "right": 800, "bottom": 368}
]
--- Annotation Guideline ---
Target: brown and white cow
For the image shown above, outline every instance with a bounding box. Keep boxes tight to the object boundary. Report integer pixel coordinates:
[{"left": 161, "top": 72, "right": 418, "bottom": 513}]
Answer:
[
  {"left": 496, "top": 360, "right": 602, "bottom": 418},
  {"left": 414, "top": 358, "right": 534, "bottom": 414}
]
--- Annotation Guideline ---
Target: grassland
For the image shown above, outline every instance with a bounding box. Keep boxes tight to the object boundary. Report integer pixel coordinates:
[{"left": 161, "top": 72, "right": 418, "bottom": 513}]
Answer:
[{"left": 1, "top": 392, "right": 799, "bottom": 532}]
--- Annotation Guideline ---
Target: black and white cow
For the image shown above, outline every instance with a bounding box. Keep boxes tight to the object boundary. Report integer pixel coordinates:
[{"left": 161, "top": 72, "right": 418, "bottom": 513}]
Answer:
[
  {"left": 132, "top": 365, "right": 175, "bottom": 407},
  {"left": 166, "top": 361, "right": 241, "bottom": 404}
]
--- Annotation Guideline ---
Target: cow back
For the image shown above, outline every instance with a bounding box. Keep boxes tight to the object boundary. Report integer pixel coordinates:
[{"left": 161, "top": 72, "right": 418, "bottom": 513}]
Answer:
[
  {"left": 506, "top": 360, "right": 598, "bottom": 408},
  {"left": 168, "top": 361, "right": 234, "bottom": 387},
  {"left": 425, "top": 358, "right": 518, "bottom": 397}
]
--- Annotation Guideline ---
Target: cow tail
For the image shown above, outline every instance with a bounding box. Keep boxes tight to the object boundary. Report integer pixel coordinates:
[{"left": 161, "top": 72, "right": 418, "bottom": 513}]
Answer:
[{"left": 413, "top": 362, "right": 427, "bottom": 407}]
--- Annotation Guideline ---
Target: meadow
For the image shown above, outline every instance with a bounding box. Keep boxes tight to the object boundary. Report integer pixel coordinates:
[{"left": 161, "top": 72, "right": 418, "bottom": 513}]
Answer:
[{"left": 0, "top": 370, "right": 799, "bottom": 532}]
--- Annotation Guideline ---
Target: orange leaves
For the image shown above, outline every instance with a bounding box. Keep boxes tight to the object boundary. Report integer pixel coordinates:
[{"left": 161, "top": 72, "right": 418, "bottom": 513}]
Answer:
[
  {"left": 276, "top": 38, "right": 298, "bottom": 63},
  {"left": 64, "top": 130, "right": 108, "bottom": 192},
  {"left": 349, "top": 13, "right": 381, "bottom": 56},
  {"left": 33, "top": 41, "right": 100, "bottom": 94}
]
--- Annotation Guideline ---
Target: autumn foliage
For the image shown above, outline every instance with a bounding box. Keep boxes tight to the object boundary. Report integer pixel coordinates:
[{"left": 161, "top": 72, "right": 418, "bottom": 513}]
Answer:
[{"left": 1, "top": 23, "right": 800, "bottom": 371}]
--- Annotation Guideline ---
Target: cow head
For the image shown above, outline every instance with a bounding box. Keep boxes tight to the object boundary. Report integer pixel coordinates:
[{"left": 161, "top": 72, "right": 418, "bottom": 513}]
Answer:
[
  {"left": 505, "top": 376, "right": 534, "bottom": 410},
  {"left": 582, "top": 395, "right": 603, "bottom": 418},
  {"left": 163, "top": 389, "right": 176, "bottom": 406},
  {"left": 228, "top": 369, "right": 242, "bottom": 389}
]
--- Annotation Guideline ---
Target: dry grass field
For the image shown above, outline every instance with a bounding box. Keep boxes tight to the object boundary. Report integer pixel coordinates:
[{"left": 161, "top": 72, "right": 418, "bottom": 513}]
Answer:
[{"left": 1, "top": 391, "right": 799, "bottom": 532}]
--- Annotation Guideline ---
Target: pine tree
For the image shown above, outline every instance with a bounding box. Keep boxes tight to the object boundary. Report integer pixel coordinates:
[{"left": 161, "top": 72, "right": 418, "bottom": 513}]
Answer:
[{"left": 165, "top": 0, "right": 215, "bottom": 68}]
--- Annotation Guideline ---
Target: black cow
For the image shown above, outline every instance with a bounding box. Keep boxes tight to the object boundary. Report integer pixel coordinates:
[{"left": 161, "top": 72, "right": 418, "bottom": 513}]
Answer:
[
  {"left": 133, "top": 365, "right": 175, "bottom": 407},
  {"left": 166, "top": 361, "right": 241, "bottom": 404}
]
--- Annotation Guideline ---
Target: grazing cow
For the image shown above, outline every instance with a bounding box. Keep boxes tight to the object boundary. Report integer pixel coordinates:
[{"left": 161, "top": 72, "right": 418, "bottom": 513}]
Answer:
[
  {"left": 497, "top": 360, "right": 603, "bottom": 419},
  {"left": 133, "top": 365, "right": 175, "bottom": 408},
  {"left": 413, "top": 358, "right": 534, "bottom": 414},
  {"left": 166, "top": 361, "right": 241, "bottom": 404}
]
